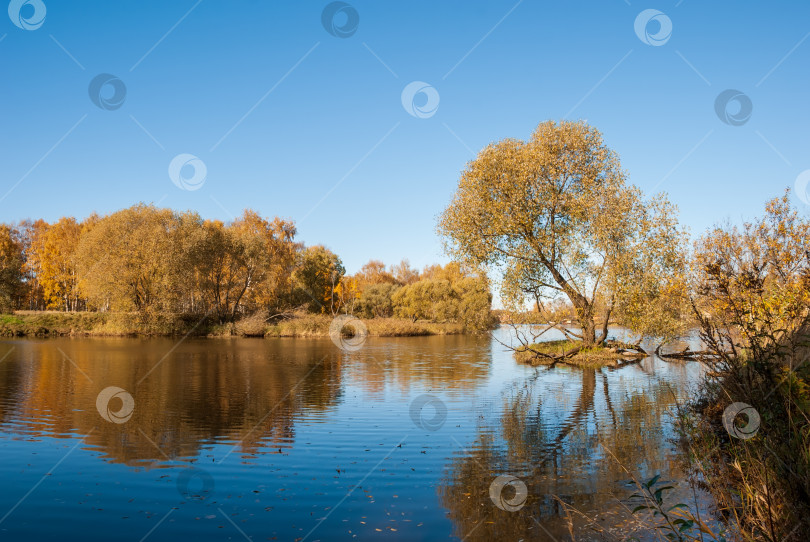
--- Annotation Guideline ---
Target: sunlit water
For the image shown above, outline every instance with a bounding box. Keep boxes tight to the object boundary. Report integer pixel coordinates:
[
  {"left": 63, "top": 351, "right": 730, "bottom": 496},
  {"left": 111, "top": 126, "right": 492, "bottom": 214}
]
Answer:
[{"left": 0, "top": 327, "right": 705, "bottom": 541}]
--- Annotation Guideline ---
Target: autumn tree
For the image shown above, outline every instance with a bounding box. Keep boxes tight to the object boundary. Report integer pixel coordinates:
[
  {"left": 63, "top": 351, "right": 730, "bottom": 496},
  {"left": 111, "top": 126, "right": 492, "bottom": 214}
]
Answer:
[
  {"left": 438, "top": 120, "right": 686, "bottom": 347},
  {"left": 169, "top": 210, "right": 298, "bottom": 321},
  {"left": 291, "top": 245, "right": 345, "bottom": 313},
  {"left": 391, "top": 262, "right": 492, "bottom": 330},
  {"left": 453, "top": 275, "right": 494, "bottom": 331},
  {"left": 31, "top": 217, "right": 84, "bottom": 311},
  {"left": 16, "top": 218, "right": 49, "bottom": 310},
  {"left": 75, "top": 204, "right": 185, "bottom": 311},
  {"left": 355, "top": 260, "right": 397, "bottom": 288},
  {"left": 357, "top": 283, "right": 399, "bottom": 318},
  {"left": 212, "top": 211, "right": 297, "bottom": 320},
  {"left": 420, "top": 261, "right": 466, "bottom": 283},
  {"left": 0, "top": 225, "right": 24, "bottom": 312},
  {"left": 333, "top": 275, "right": 361, "bottom": 315},
  {"left": 73, "top": 205, "right": 298, "bottom": 320},
  {"left": 391, "top": 259, "right": 420, "bottom": 285}
]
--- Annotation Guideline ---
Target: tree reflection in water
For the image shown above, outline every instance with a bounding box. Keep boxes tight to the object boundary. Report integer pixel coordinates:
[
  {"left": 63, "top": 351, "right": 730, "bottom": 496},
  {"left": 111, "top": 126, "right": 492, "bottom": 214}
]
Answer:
[
  {"left": 0, "top": 338, "right": 344, "bottom": 466},
  {"left": 440, "top": 362, "right": 694, "bottom": 541}
]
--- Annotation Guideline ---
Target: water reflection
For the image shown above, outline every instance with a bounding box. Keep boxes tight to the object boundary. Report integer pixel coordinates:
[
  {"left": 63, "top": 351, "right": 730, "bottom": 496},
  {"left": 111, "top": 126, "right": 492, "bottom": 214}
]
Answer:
[
  {"left": 0, "top": 336, "right": 492, "bottom": 467},
  {"left": 440, "top": 357, "right": 701, "bottom": 541},
  {"left": 0, "top": 332, "right": 705, "bottom": 541},
  {"left": 0, "top": 339, "right": 344, "bottom": 465}
]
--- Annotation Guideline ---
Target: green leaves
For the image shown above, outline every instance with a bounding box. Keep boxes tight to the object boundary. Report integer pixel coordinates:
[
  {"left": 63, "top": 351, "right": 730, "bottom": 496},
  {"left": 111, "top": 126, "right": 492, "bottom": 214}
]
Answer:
[{"left": 628, "top": 474, "right": 705, "bottom": 541}]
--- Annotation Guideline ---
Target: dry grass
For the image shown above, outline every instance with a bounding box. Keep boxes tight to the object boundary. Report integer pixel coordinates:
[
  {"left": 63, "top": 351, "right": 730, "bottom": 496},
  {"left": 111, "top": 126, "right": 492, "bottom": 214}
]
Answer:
[
  {"left": 677, "top": 333, "right": 810, "bottom": 541},
  {"left": 1, "top": 310, "right": 468, "bottom": 339},
  {"left": 265, "top": 313, "right": 463, "bottom": 338},
  {"left": 2, "top": 311, "right": 212, "bottom": 337},
  {"left": 1, "top": 310, "right": 466, "bottom": 338}
]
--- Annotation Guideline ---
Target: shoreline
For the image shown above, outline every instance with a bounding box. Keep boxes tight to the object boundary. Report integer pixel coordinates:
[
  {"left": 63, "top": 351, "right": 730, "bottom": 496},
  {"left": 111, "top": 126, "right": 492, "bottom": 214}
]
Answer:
[{"left": 0, "top": 311, "right": 466, "bottom": 339}]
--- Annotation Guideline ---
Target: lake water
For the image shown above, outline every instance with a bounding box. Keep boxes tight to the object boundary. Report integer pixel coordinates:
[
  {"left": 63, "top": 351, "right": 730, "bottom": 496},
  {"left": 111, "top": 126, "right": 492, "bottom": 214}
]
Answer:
[{"left": 0, "top": 327, "right": 705, "bottom": 541}]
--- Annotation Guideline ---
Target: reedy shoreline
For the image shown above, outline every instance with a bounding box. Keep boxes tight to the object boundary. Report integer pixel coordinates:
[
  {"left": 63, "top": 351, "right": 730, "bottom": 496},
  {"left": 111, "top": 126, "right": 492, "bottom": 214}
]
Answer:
[{"left": 0, "top": 311, "right": 464, "bottom": 338}]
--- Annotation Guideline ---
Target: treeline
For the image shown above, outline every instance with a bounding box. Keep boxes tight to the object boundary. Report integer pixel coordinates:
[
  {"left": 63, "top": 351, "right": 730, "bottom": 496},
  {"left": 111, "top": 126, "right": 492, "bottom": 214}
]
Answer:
[{"left": 0, "top": 204, "right": 492, "bottom": 329}]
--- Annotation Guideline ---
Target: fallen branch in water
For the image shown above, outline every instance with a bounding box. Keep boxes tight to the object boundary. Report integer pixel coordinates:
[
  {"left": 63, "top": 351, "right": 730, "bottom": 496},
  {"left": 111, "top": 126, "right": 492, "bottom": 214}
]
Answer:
[
  {"left": 654, "top": 343, "right": 721, "bottom": 361},
  {"left": 605, "top": 339, "right": 647, "bottom": 356}
]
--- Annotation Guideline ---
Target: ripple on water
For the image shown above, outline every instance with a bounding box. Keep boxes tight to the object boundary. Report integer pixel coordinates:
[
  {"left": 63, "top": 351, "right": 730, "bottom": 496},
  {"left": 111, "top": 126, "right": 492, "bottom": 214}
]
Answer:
[{"left": 0, "top": 332, "right": 705, "bottom": 541}]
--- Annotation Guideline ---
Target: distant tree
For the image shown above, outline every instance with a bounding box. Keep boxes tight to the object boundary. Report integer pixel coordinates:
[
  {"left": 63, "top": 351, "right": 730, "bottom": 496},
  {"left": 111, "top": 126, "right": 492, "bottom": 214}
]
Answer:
[
  {"left": 452, "top": 276, "right": 493, "bottom": 331},
  {"left": 391, "top": 259, "right": 419, "bottom": 285},
  {"left": 16, "top": 218, "right": 49, "bottom": 310},
  {"left": 292, "top": 245, "right": 345, "bottom": 313},
  {"left": 333, "top": 275, "right": 361, "bottom": 315},
  {"left": 186, "top": 211, "right": 298, "bottom": 320},
  {"left": 356, "top": 260, "right": 397, "bottom": 288},
  {"left": 391, "top": 263, "right": 492, "bottom": 331},
  {"left": 439, "top": 120, "right": 687, "bottom": 346},
  {"left": 75, "top": 204, "right": 184, "bottom": 312},
  {"left": 32, "top": 217, "right": 83, "bottom": 311},
  {"left": 0, "top": 224, "right": 24, "bottom": 312},
  {"left": 392, "top": 279, "right": 454, "bottom": 322},
  {"left": 222, "top": 211, "right": 297, "bottom": 319},
  {"left": 357, "top": 282, "right": 400, "bottom": 318},
  {"left": 420, "top": 261, "right": 466, "bottom": 283}
]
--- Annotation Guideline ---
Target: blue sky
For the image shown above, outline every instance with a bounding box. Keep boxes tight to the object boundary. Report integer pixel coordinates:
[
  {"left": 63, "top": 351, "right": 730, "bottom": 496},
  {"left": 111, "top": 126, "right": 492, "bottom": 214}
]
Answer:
[{"left": 1, "top": 0, "right": 808, "bottom": 273}]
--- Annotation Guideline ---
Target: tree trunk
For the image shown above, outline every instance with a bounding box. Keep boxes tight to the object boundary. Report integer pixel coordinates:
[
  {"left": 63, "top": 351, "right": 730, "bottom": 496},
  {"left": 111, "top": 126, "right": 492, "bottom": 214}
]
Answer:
[
  {"left": 535, "top": 250, "right": 598, "bottom": 346},
  {"left": 579, "top": 311, "right": 597, "bottom": 346}
]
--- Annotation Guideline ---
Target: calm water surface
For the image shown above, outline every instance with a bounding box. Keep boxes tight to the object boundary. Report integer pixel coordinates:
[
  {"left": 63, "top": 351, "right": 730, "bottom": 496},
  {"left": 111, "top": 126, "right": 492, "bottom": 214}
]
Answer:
[{"left": 0, "top": 327, "right": 704, "bottom": 541}]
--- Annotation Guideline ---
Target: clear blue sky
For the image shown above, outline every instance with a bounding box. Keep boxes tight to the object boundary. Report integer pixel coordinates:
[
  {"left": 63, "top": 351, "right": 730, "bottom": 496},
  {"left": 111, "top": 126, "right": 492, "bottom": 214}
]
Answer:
[{"left": 1, "top": 0, "right": 808, "bottom": 273}]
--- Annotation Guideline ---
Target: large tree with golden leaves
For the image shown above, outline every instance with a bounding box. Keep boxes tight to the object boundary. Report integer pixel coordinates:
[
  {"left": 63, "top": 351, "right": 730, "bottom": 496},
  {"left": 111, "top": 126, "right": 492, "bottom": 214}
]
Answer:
[
  {"left": 438, "top": 120, "right": 687, "bottom": 346},
  {"left": 31, "top": 217, "right": 84, "bottom": 311}
]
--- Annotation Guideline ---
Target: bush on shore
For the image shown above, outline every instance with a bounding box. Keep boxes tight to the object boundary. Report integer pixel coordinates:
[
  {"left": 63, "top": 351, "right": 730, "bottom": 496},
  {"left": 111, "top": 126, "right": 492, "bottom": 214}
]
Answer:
[{"left": 678, "top": 192, "right": 810, "bottom": 541}]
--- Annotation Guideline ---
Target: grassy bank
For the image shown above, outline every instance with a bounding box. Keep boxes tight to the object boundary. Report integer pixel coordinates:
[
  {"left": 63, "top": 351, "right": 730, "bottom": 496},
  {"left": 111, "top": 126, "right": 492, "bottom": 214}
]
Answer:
[
  {"left": 0, "top": 311, "right": 465, "bottom": 339},
  {"left": 262, "top": 314, "right": 463, "bottom": 338},
  {"left": 514, "top": 339, "right": 646, "bottom": 368},
  {"left": 0, "top": 311, "right": 215, "bottom": 337}
]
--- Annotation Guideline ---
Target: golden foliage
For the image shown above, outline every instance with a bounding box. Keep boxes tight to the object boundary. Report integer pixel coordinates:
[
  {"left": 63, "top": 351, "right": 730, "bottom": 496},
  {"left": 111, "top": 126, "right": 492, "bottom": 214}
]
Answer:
[{"left": 439, "top": 119, "right": 688, "bottom": 344}]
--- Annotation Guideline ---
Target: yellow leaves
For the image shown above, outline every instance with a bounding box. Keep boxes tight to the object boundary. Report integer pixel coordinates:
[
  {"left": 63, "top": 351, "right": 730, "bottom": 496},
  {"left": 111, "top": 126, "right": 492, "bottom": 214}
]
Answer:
[
  {"left": 33, "top": 217, "right": 83, "bottom": 310},
  {"left": 440, "top": 119, "right": 689, "bottom": 340},
  {"left": 292, "top": 245, "right": 345, "bottom": 314},
  {"left": 694, "top": 191, "right": 810, "bottom": 345},
  {"left": 51, "top": 204, "right": 302, "bottom": 317}
]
